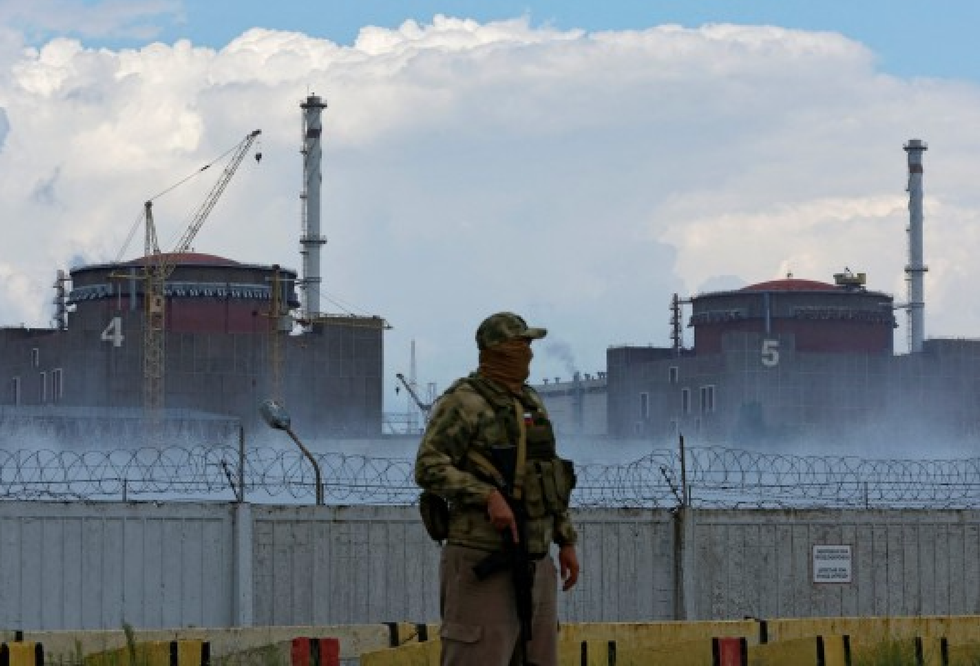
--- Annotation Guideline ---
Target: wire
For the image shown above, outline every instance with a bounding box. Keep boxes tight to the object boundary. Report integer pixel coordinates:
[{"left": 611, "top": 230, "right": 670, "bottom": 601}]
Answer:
[
  {"left": 111, "top": 137, "right": 251, "bottom": 263},
  {"left": 146, "top": 162, "right": 212, "bottom": 204},
  {"left": 145, "top": 136, "right": 245, "bottom": 204},
  {"left": 114, "top": 207, "right": 148, "bottom": 263}
]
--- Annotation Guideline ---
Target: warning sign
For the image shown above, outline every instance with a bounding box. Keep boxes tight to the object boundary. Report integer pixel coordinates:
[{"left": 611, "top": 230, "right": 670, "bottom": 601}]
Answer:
[{"left": 812, "top": 545, "right": 852, "bottom": 584}]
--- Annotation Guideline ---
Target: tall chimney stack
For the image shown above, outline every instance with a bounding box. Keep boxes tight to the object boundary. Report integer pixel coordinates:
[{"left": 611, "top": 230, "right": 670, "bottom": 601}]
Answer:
[
  {"left": 904, "top": 138, "right": 928, "bottom": 353},
  {"left": 300, "top": 94, "right": 328, "bottom": 322}
]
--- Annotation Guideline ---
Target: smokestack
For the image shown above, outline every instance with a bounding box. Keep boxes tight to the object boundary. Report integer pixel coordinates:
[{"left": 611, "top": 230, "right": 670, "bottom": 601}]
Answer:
[
  {"left": 300, "top": 94, "right": 328, "bottom": 322},
  {"left": 904, "top": 139, "right": 928, "bottom": 353}
]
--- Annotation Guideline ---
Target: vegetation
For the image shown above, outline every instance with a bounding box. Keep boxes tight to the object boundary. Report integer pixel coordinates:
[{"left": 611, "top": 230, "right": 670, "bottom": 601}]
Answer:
[
  {"left": 853, "top": 639, "right": 917, "bottom": 666},
  {"left": 43, "top": 629, "right": 287, "bottom": 666},
  {"left": 853, "top": 638, "right": 980, "bottom": 666}
]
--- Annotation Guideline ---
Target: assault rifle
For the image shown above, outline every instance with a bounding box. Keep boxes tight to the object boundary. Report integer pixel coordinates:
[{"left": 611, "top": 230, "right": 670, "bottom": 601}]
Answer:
[{"left": 472, "top": 445, "right": 535, "bottom": 662}]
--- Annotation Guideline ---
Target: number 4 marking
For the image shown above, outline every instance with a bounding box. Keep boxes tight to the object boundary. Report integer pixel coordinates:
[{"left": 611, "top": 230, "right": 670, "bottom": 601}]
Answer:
[
  {"left": 101, "top": 317, "right": 124, "bottom": 347},
  {"left": 761, "top": 339, "right": 780, "bottom": 367}
]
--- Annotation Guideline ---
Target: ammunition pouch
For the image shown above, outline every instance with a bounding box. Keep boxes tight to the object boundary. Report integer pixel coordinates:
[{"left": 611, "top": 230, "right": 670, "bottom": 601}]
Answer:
[
  {"left": 419, "top": 490, "right": 450, "bottom": 542},
  {"left": 522, "top": 458, "right": 576, "bottom": 520},
  {"left": 526, "top": 419, "right": 556, "bottom": 459}
]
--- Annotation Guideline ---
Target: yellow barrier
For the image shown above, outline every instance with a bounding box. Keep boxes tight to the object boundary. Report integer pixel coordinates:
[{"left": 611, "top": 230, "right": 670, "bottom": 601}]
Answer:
[
  {"left": 945, "top": 640, "right": 980, "bottom": 666},
  {"left": 557, "top": 620, "right": 758, "bottom": 664},
  {"left": 765, "top": 616, "right": 980, "bottom": 649},
  {"left": 348, "top": 618, "right": 980, "bottom": 665},
  {"left": 845, "top": 635, "right": 980, "bottom": 666},
  {"left": 361, "top": 635, "right": 752, "bottom": 666},
  {"left": 83, "top": 640, "right": 209, "bottom": 666},
  {"left": 382, "top": 623, "right": 436, "bottom": 648},
  {"left": 362, "top": 622, "right": 759, "bottom": 666},
  {"left": 0, "top": 642, "right": 43, "bottom": 666},
  {"left": 360, "top": 640, "right": 438, "bottom": 666},
  {"left": 560, "top": 622, "right": 754, "bottom": 666},
  {"left": 750, "top": 635, "right": 850, "bottom": 666},
  {"left": 611, "top": 636, "right": 747, "bottom": 666},
  {"left": 16, "top": 625, "right": 399, "bottom": 666},
  {"left": 914, "top": 636, "right": 948, "bottom": 666},
  {"left": 19, "top": 618, "right": 980, "bottom": 666}
]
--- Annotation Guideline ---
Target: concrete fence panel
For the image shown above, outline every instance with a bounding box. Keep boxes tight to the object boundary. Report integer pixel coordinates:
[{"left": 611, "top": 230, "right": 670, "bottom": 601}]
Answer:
[
  {"left": 684, "top": 509, "right": 980, "bottom": 620},
  {"left": 0, "top": 502, "right": 234, "bottom": 630},
  {"left": 6, "top": 502, "right": 980, "bottom": 630}
]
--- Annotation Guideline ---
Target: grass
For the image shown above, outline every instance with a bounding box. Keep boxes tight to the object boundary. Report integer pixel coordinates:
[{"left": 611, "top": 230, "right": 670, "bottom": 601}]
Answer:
[
  {"left": 853, "top": 638, "right": 980, "bottom": 666},
  {"left": 44, "top": 630, "right": 288, "bottom": 666},
  {"left": 853, "top": 639, "right": 917, "bottom": 666}
]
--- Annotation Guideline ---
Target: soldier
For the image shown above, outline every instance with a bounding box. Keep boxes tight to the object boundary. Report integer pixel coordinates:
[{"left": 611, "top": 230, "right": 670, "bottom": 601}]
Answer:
[{"left": 415, "top": 311, "right": 580, "bottom": 666}]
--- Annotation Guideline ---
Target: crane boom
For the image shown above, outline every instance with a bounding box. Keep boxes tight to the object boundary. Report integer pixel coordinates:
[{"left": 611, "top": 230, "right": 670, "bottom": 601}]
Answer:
[
  {"left": 142, "top": 129, "right": 262, "bottom": 421},
  {"left": 395, "top": 372, "right": 432, "bottom": 417},
  {"left": 170, "top": 129, "right": 262, "bottom": 267}
]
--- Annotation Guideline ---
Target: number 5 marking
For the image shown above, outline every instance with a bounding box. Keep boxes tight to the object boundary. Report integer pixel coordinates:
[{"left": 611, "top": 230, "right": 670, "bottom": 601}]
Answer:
[
  {"left": 101, "top": 317, "right": 124, "bottom": 347},
  {"left": 761, "top": 339, "right": 779, "bottom": 367}
]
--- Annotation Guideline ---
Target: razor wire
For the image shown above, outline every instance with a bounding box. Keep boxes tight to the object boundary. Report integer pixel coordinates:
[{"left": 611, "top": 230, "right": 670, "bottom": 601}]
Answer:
[{"left": 5, "top": 444, "right": 980, "bottom": 508}]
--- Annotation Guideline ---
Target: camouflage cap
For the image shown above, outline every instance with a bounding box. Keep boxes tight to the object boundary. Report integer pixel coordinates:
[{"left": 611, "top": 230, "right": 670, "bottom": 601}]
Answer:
[{"left": 476, "top": 312, "right": 547, "bottom": 350}]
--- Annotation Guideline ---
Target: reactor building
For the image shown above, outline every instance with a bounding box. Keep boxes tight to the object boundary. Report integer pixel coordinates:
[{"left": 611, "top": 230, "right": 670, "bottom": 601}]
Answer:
[
  {"left": 540, "top": 139, "right": 980, "bottom": 451},
  {"left": 603, "top": 139, "right": 980, "bottom": 449},
  {"left": 0, "top": 95, "right": 387, "bottom": 445}
]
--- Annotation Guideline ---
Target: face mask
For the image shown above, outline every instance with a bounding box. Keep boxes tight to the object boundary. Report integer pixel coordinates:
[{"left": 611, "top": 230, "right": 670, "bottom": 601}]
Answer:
[{"left": 479, "top": 338, "right": 533, "bottom": 392}]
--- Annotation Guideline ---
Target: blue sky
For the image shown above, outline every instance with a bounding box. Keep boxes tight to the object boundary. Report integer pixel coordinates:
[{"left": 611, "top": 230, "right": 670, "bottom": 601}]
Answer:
[
  {"left": 27, "top": 0, "right": 980, "bottom": 84},
  {"left": 2, "top": 1, "right": 980, "bottom": 423}
]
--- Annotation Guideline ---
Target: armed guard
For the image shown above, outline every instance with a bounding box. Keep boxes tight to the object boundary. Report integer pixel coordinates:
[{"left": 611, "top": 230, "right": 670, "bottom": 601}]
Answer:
[{"left": 415, "top": 312, "right": 579, "bottom": 666}]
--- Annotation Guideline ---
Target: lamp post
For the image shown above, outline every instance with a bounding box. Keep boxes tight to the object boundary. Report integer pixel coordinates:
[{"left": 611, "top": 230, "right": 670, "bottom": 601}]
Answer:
[{"left": 259, "top": 399, "right": 324, "bottom": 505}]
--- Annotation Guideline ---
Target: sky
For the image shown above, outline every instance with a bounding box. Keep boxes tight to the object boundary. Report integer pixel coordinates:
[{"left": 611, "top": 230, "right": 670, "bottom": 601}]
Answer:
[{"left": 2, "top": 0, "right": 980, "bottom": 418}]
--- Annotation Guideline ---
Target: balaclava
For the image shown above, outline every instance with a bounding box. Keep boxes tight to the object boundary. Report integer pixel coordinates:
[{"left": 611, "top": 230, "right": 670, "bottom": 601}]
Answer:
[{"left": 479, "top": 338, "right": 533, "bottom": 393}]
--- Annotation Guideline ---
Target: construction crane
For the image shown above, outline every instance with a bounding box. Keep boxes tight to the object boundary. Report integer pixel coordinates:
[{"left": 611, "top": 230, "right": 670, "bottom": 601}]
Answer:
[
  {"left": 395, "top": 372, "right": 433, "bottom": 429},
  {"left": 141, "top": 129, "right": 262, "bottom": 419}
]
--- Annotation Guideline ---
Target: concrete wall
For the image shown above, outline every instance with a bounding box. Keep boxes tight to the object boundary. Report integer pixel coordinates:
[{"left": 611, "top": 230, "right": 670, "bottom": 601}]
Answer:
[
  {"left": 249, "top": 505, "right": 438, "bottom": 627},
  {"left": 609, "top": 335, "right": 980, "bottom": 446},
  {"left": 3, "top": 501, "right": 980, "bottom": 631},
  {"left": 0, "top": 501, "right": 235, "bottom": 630},
  {"left": 0, "top": 312, "right": 385, "bottom": 439},
  {"left": 682, "top": 508, "right": 980, "bottom": 620}
]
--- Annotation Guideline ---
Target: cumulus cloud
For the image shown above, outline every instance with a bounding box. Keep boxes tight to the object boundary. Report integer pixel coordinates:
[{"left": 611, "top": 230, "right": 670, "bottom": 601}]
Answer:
[{"left": 1, "top": 16, "right": 979, "bottom": 408}]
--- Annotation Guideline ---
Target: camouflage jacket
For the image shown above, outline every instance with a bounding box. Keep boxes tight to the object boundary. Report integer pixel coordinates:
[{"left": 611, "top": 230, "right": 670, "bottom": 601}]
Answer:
[{"left": 414, "top": 372, "right": 578, "bottom": 554}]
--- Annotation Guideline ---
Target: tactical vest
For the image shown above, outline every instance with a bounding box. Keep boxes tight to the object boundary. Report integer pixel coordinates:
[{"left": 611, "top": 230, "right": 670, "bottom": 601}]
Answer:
[{"left": 445, "top": 375, "right": 576, "bottom": 555}]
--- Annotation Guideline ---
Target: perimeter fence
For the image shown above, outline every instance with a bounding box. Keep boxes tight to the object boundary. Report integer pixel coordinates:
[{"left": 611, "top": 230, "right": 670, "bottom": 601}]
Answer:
[{"left": 5, "top": 444, "right": 980, "bottom": 509}]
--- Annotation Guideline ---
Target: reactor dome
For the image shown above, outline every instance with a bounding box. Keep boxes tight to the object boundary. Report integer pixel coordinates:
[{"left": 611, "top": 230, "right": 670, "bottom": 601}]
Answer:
[
  {"left": 690, "top": 274, "right": 896, "bottom": 355},
  {"left": 68, "top": 253, "right": 300, "bottom": 334}
]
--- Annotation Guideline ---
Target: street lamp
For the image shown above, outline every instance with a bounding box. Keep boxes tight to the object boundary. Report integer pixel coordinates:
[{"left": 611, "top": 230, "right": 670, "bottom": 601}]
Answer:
[{"left": 259, "top": 399, "right": 324, "bottom": 505}]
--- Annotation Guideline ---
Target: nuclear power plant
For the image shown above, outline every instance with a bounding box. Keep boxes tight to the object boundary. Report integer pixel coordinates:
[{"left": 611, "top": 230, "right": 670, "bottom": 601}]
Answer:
[
  {"left": 1, "top": 128, "right": 976, "bottom": 451},
  {"left": 541, "top": 139, "right": 980, "bottom": 451},
  {"left": 0, "top": 96, "right": 387, "bottom": 444}
]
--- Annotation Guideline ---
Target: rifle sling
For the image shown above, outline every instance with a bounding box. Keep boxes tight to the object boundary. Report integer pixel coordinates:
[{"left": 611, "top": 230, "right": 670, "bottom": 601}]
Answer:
[
  {"left": 463, "top": 396, "right": 529, "bottom": 501},
  {"left": 512, "top": 398, "right": 527, "bottom": 500}
]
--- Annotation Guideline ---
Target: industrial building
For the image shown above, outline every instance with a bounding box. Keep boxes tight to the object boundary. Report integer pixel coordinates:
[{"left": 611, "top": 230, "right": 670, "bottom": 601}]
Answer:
[
  {"left": 1, "top": 254, "right": 384, "bottom": 440},
  {"left": 534, "top": 372, "right": 608, "bottom": 438},
  {"left": 4, "top": 127, "right": 974, "bottom": 451},
  {"left": 541, "top": 139, "right": 980, "bottom": 451},
  {"left": 0, "top": 95, "right": 387, "bottom": 444}
]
